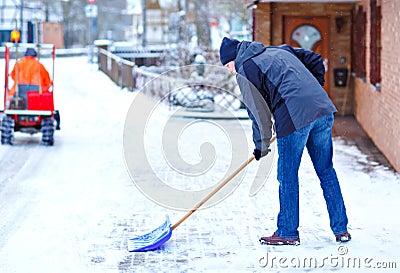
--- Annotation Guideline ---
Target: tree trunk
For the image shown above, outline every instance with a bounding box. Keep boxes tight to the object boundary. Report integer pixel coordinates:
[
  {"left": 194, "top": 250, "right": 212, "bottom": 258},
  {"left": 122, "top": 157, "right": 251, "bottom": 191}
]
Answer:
[{"left": 194, "top": 0, "right": 211, "bottom": 49}]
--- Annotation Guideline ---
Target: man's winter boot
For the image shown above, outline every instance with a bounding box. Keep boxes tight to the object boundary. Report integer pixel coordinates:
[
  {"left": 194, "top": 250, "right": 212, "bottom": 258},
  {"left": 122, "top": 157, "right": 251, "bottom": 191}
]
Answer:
[
  {"left": 259, "top": 232, "right": 300, "bottom": 246},
  {"left": 335, "top": 232, "right": 351, "bottom": 243}
]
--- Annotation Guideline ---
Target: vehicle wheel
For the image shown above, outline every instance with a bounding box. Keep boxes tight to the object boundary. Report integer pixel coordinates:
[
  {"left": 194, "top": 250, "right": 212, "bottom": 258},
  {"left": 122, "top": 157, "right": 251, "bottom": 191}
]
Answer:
[
  {"left": 1, "top": 116, "right": 15, "bottom": 145},
  {"left": 41, "top": 117, "right": 55, "bottom": 146},
  {"left": 54, "top": 110, "right": 61, "bottom": 130}
]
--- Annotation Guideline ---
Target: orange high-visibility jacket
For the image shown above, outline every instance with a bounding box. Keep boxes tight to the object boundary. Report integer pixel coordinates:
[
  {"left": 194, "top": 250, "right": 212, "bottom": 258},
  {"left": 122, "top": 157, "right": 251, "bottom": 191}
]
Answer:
[{"left": 9, "top": 56, "right": 51, "bottom": 96}]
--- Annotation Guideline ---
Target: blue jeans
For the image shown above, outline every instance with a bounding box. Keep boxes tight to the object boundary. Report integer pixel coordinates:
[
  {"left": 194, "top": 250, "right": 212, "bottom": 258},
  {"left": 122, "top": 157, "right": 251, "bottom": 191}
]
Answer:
[{"left": 276, "top": 114, "right": 348, "bottom": 239}]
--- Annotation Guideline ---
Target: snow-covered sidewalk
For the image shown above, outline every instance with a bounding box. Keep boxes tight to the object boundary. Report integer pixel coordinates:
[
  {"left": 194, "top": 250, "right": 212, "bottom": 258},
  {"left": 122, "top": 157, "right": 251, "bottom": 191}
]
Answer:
[{"left": 0, "top": 57, "right": 399, "bottom": 273}]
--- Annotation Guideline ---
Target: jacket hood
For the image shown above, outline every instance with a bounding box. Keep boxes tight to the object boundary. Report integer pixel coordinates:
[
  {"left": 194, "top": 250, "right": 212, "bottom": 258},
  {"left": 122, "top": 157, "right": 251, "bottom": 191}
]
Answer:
[{"left": 235, "top": 41, "right": 266, "bottom": 70}]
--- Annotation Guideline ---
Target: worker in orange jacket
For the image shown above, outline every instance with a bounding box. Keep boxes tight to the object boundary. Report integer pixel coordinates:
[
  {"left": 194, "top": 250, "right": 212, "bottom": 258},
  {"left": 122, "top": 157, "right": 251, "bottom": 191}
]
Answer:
[
  {"left": 8, "top": 47, "right": 60, "bottom": 130},
  {"left": 9, "top": 48, "right": 52, "bottom": 97}
]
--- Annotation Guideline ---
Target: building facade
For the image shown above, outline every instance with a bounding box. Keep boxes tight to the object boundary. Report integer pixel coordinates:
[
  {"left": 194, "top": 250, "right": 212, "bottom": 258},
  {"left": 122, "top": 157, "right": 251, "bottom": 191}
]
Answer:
[
  {"left": 252, "top": 0, "right": 400, "bottom": 172},
  {"left": 0, "top": 0, "right": 63, "bottom": 46},
  {"left": 351, "top": 0, "right": 400, "bottom": 172}
]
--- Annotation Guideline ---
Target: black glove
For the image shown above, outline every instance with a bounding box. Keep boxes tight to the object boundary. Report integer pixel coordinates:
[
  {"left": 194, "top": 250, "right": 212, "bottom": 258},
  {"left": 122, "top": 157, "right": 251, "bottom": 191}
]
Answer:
[
  {"left": 253, "top": 149, "right": 262, "bottom": 161},
  {"left": 253, "top": 148, "right": 271, "bottom": 161}
]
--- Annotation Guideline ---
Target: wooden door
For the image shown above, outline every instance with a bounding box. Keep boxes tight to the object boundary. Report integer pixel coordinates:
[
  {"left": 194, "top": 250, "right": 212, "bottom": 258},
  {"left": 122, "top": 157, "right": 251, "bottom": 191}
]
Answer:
[{"left": 284, "top": 17, "right": 330, "bottom": 95}]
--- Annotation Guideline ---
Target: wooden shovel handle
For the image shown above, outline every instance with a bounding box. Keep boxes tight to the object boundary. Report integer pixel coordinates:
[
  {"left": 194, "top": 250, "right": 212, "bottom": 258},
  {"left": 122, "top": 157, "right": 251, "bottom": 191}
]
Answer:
[{"left": 171, "top": 135, "right": 276, "bottom": 231}]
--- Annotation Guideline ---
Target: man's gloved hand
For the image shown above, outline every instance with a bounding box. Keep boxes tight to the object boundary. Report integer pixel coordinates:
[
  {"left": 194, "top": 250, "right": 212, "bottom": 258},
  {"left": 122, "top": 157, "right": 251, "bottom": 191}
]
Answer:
[
  {"left": 253, "top": 149, "right": 262, "bottom": 160},
  {"left": 253, "top": 148, "right": 271, "bottom": 161}
]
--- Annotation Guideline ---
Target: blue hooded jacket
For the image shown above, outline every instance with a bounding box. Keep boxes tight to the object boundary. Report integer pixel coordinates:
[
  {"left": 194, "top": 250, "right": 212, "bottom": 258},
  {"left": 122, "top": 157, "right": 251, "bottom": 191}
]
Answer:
[{"left": 234, "top": 41, "right": 337, "bottom": 154}]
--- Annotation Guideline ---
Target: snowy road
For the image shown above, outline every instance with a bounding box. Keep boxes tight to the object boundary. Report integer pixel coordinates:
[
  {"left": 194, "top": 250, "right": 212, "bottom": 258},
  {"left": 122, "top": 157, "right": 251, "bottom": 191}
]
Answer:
[
  {"left": 0, "top": 56, "right": 399, "bottom": 272},
  {"left": 0, "top": 56, "right": 136, "bottom": 272}
]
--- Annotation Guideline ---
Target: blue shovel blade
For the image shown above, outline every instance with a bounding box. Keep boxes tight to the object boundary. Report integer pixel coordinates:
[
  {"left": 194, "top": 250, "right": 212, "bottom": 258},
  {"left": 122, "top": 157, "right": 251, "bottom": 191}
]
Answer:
[{"left": 128, "top": 215, "right": 172, "bottom": 252}]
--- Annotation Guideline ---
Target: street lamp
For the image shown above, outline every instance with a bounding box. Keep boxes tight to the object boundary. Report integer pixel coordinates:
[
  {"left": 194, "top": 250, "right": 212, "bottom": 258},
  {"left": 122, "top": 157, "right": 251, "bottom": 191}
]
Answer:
[{"left": 85, "top": 0, "right": 98, "bottom": 63}]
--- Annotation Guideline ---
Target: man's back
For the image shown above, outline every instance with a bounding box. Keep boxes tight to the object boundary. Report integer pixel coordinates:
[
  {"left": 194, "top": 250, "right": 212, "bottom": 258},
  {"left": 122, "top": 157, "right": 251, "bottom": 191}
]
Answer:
[
  {"left": 11, "top": 56, "right": 51, "bottom": 91},
  {"left": 235, "top": 41, "right": 337, "bottom": 137}
]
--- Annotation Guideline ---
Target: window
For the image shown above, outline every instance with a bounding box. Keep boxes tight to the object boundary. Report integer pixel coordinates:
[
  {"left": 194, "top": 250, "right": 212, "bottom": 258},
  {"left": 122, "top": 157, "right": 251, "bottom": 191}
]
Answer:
[
  {"left": 352, "top": 6, "right": 366, "bottom": 79},
  {"left": 370, "top": 0, "right": 381, "bottom": 87},
  {"left": 291, "top": 25, "right": 321, "bottom": 51}
]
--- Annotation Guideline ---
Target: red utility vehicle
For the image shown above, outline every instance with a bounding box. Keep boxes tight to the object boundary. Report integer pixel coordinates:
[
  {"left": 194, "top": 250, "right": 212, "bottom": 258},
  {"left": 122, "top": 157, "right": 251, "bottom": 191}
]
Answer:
[{"left": 1, "top": 42, "right": 60, "bottom": 145}]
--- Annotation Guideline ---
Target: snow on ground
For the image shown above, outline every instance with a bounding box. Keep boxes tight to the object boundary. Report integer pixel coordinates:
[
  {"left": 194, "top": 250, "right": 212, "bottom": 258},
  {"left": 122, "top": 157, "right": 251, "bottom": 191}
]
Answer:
[{"left": 0, "top": 56, "right": 399, "bottom": 272}]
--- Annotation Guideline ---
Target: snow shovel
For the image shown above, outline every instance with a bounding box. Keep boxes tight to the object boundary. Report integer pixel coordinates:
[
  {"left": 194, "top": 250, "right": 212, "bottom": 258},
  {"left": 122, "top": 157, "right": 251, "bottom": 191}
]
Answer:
[{"left": 128, "top": 136, "right": 276, "bottom": 252}]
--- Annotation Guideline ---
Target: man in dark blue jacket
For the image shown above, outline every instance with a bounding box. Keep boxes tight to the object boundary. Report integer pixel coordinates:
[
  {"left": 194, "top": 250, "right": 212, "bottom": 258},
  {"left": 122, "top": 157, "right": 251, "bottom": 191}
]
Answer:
[{"left": 219, "top": 37, "right": 351, "bottom": 245}]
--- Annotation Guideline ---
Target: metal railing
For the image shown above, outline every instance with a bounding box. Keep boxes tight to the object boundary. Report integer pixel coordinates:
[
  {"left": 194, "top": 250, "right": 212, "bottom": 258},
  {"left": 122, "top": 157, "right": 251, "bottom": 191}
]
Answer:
[
  {"left": 97, "top": 48, "right": 243, "bottom": 113},
  {"left": 98, "top": 48, "right": 136, "bottom": 90}
]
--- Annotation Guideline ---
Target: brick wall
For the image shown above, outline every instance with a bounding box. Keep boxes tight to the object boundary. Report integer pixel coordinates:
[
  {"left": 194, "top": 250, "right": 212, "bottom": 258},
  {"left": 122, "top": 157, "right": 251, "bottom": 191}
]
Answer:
[
  {"left": 253, "top": 3, "right": 271, "bottom": 43},
  {"left": 354, "top": 0, "right": 400, "bottom": 172}
]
